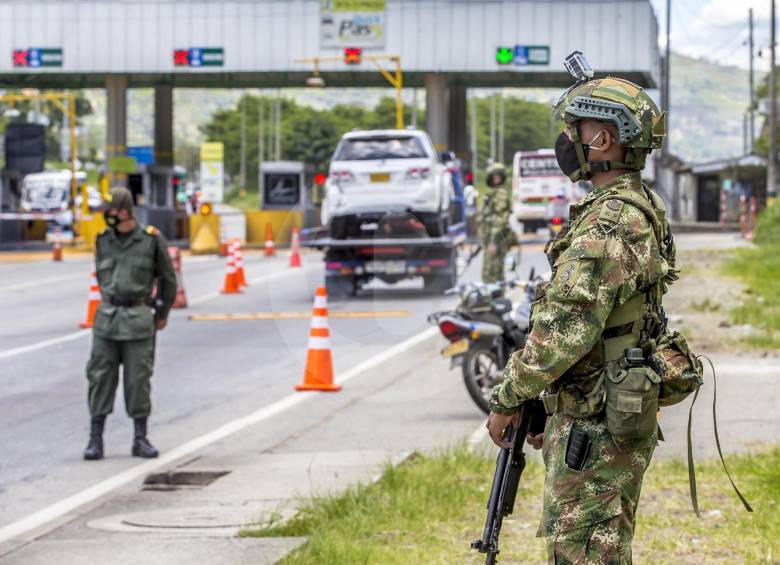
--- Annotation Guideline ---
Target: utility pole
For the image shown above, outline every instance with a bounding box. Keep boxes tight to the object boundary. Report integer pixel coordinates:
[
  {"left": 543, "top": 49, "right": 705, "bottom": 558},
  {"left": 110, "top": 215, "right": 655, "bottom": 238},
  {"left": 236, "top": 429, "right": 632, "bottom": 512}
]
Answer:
[
  {"left": 258, "top": 95, "right": 264, "bottom": 196},
  {"left": 749, "top": 7, "right": 755, "bottom": 152},
  {"left": 469, "top": 94, "right": 477, "bottom": 176},
  {"left": 769, "top": 0, "right": 777, "bottom": 198},
  {"left": 498, "top": 91, "right": 505, "bottom": 164},
  {"left": 489, "top": 93, "right": 496, "bottom": 163},
  {"left": 274, "top": 91, "right": 282, "bottom": 161},
  {"left": 411, "top": 88, "right": 418, "bottom": 128},
  {"left": 663, "top": 0, "right": 671, "bottom": 155},
  {"left": 239, "top": 94, "right": 246, "bottom": 197}
]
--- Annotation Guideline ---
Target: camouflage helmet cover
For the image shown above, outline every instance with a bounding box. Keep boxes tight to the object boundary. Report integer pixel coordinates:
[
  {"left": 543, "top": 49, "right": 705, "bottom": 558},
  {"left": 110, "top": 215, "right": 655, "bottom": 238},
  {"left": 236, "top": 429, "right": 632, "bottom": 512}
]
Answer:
[
  {"left": 553, "top": 77, "right": 665, "bottom": 152},
  {"left": 486, "top": 162, "right": 508, "bottom": 177}
]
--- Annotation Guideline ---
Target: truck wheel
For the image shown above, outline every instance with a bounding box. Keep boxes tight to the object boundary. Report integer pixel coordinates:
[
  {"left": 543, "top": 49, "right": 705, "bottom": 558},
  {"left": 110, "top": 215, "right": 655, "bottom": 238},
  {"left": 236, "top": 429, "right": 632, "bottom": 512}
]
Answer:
[
  {"left": 326, "top": 276, "right": 356, "bottom": 298},
  {"left": 462, "top": 344, "right": 502, "bottom": 415}
]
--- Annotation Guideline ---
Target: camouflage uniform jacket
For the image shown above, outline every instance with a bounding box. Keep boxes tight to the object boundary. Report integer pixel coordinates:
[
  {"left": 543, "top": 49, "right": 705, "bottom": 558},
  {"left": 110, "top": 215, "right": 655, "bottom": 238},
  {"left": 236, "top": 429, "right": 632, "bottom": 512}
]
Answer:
[
  {"left": 93, "top": 224, "right": 177, "bottom": 341},
  {"left": 478, "top": 183, "right": 515, "bottom": 246},
  {"left": 492, "top": 172, "right": 672, "bottom": 413}
]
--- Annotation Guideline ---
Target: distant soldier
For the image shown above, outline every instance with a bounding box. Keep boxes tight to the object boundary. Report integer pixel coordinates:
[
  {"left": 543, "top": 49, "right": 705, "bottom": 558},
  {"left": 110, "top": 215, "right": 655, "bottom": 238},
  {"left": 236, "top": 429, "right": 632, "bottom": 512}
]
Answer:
[
  {"left": 487, "top": 69, "right": 675, "bottom": 563},
  {"left": 478, "top": 163, "right": 517, "bottom": 283},
  {"left": 83, "top": 187, "right": 177, "bottom": 460}
]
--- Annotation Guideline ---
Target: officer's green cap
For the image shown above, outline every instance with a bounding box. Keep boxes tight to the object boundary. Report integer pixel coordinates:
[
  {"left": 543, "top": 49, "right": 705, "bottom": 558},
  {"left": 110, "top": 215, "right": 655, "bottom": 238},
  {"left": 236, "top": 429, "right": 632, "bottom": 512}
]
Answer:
[{"left": 102, "top": 187, "right": 134, "bottom": 212}]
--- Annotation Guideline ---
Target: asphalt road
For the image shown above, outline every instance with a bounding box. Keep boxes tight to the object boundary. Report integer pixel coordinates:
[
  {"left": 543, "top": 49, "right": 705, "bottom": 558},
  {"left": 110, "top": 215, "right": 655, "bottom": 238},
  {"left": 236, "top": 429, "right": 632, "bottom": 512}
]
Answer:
[{"left": 0, "top": 244, "right": 549, "bottom": 533}]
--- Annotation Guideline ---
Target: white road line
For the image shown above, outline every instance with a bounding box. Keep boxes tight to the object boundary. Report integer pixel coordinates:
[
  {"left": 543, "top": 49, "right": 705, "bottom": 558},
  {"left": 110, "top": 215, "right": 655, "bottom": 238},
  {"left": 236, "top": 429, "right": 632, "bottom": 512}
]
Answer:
[
  {"left": 0, "top": 325, "right": 437, "bottom": 546},
  {"left": 0, "top": 330, "right": 91, "bottom": 361},
  {"left": 467, "top": 422, "right": 487, "bottom": 448},
  {"left": 0, "top": 273, "right": 85, "bottom": 293}
]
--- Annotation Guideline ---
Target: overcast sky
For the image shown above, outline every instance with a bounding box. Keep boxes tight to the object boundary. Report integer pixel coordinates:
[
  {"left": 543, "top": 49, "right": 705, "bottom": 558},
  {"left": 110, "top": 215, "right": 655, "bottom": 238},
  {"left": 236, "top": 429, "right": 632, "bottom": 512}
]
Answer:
[{"left": 650, "top": 0, "right": 773, "bottom": 71}]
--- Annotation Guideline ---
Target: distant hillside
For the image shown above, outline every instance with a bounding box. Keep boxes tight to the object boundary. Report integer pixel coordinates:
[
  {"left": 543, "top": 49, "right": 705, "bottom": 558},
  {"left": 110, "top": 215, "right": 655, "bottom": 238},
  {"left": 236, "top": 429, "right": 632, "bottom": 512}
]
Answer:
[{"left": 76, "top": 52, "right": 757, "bottom": 166}]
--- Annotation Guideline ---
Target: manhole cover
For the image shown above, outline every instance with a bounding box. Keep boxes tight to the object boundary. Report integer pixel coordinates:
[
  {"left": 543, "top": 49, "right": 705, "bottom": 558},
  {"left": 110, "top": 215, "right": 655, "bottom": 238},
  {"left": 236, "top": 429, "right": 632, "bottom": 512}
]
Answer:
[
  {"left": 120, "top": 507, "right": 248, "bottom": 529},
  {"left": 142, "top": 470, "right": 230, "bottom": 490}
]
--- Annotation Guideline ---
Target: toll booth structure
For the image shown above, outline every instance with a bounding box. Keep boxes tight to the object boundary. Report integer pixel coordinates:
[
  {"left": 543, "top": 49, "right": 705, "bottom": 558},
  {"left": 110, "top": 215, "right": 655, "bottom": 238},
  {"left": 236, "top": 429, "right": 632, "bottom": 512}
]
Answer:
[{"left": 126, "top": 164, "right": 180, "bottom": 240}]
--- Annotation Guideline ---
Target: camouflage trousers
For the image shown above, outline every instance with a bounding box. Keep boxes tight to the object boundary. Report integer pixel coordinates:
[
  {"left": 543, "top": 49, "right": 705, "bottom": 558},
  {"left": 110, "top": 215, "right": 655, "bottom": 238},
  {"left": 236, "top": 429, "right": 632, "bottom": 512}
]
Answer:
[
  {"left": 481, "top": 239, "right": 509, "bottom": 283},
  {"left": 539, "top": 411, "right": 655, "bottom": 564}
]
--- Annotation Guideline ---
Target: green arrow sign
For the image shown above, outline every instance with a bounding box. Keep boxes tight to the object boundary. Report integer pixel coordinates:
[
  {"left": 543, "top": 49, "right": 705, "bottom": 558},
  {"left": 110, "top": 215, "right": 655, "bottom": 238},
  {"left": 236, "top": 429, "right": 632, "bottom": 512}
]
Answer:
[{"left": 496, "top": 47, "right": 513, "bottom": 65}]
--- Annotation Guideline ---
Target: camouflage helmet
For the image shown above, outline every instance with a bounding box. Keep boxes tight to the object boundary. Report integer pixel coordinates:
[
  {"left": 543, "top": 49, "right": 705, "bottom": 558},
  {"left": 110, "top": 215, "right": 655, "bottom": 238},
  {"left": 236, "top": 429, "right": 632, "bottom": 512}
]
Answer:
[
  {"left": 553, "top": 77, "right": 665, "bottom": 170},
  {"left": 485, "top": 162, "right": 508, "bottom": 187}
]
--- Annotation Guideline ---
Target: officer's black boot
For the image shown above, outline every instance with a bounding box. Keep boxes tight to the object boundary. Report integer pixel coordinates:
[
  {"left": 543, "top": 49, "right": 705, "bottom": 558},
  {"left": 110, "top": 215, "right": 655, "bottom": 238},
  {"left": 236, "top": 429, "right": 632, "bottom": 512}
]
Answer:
[
  {"left": 83, "top": 415, "right": 106, "bottom": 460},
  {"left": 132, "top": 417, "right": 159, "bottom": 458}
]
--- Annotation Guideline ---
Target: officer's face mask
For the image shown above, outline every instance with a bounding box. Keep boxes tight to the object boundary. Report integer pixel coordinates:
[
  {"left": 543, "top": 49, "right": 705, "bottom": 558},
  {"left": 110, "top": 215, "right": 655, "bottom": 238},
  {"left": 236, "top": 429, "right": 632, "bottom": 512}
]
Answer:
[
  {"left": 104, "top": 211, "right": 119, "bottom": 228},
  {"left": 554, "top": 130, "right": 605, "bottom": 182}
]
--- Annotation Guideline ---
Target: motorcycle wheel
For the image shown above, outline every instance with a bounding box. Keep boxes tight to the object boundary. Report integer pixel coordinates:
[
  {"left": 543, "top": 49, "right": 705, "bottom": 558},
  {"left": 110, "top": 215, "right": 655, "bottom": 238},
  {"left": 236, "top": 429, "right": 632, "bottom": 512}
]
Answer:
[{"left": 462, "top": 344, "right": 502, "bottom": 415}]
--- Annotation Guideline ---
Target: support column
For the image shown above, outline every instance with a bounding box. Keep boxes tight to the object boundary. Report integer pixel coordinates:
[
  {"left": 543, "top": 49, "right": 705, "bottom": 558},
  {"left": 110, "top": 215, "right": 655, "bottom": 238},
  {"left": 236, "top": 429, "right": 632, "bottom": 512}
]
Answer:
[
  {"left": 447, "top": 85, "right": 467, "bottom": 159},
  {"left": 105, "top": 74, "right": 128, "bottom": 186},
  {"left": 154, "top": 85, "right": 174, "bottom": 167},
  {"left": 424, "top": 74, "right": 448, "bottom": 151}
]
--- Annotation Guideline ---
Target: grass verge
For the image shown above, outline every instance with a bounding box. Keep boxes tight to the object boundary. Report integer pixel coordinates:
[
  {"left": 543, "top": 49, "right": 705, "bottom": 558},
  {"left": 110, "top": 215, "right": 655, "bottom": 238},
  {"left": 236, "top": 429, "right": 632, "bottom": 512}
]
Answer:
[{"left": 243, "top": 445, "right": 779, "bottom": 564}]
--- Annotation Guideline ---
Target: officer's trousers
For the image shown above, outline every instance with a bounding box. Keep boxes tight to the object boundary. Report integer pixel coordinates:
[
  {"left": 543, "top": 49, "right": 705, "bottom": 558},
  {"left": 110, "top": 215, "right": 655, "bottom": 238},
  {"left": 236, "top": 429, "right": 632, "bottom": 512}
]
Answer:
[
  {"left": 481, "top": 239, "right": 509, "bottom": 283},
  {"left": 86, "top": 336, "right": 155, "bottom": 418}
]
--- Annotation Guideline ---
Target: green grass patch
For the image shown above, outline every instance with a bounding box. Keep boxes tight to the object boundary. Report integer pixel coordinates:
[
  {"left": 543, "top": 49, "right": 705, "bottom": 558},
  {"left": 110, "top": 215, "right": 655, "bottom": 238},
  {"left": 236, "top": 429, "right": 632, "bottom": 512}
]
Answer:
[
  {"left": 690, "top": 297, "right": 721, "bottom": 313},
  {"left": 224, "top": 187, "right": 260, "bottom": 210},
  {"left": 243, "top": 445, "right": 779, "bottom": 564}
]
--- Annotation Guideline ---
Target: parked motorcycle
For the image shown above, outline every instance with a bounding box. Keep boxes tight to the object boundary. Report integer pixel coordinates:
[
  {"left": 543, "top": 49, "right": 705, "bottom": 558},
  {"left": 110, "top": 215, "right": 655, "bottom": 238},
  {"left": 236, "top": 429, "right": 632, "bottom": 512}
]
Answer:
[{"left": 427, "top": 271, "right": 546, "bottom": 414}]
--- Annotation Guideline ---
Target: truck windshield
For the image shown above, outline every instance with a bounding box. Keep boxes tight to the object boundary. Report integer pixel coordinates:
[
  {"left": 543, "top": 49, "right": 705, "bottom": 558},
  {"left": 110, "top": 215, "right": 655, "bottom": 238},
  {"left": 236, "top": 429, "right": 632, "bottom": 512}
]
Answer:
[{"left": 334, "top": 137, "right": 427, "bottom": 160}]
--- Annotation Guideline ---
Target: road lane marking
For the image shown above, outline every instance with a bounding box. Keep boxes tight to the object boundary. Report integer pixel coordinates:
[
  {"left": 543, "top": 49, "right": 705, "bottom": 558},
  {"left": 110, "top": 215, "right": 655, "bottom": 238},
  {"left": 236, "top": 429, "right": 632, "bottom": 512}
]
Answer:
[
  {"left": 188, "top": 310, "right": 411, "bottom": 321},
  {"left": 0, "top": 326, "right": 437, "bottom": 546},
  {"left": 0, "top": 330, "right": 90, "bottom": 361},
  {"left": 0, "top": 273, "right": 85, "bottom": 293}
]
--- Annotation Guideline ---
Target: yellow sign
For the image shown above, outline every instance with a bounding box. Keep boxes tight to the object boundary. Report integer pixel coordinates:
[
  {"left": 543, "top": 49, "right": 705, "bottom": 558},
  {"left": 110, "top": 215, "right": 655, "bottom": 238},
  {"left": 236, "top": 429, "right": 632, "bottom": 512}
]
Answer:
[{"left": 200, "top": 142, "right": 224, "bottom": 161}]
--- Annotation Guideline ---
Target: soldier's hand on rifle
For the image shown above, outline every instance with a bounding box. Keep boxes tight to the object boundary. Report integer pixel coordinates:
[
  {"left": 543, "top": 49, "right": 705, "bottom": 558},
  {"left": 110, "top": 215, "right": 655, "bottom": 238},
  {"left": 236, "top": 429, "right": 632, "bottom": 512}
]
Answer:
[
  {"left": 486, "top": 411, "right": 520, "bottom": 449},
  {"left": 156, "top": 318, "right": 168, "bottom": 331},
  {"left": 526, "top": 433, "right": 544, "bottom": 450}
]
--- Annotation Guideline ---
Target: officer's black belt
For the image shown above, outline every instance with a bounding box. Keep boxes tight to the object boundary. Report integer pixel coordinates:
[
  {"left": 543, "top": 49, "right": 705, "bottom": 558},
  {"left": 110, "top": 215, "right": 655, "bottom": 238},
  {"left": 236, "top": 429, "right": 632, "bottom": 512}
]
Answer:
[{"left": 103, "top": 295, "right": 151, "bottom": 307}]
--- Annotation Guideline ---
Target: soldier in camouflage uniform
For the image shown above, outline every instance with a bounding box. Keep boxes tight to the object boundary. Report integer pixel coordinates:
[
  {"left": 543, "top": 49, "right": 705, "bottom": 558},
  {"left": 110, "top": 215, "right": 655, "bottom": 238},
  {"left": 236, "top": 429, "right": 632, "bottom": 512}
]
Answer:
[
  {"left": 487, "top": 76, "right": 673, "bottom": 564},
  {"left": 84, "top": 187, "right": 177, "bottom": 461},
  {"left": 478, "top": 163, "right": 517, "bottom": 283}
]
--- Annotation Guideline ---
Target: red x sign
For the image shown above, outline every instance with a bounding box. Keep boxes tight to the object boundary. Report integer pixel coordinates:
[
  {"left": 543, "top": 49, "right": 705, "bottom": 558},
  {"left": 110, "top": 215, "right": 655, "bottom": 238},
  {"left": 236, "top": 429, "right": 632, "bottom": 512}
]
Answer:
[
  {"left": 173, "top": 49, "right": 189, "bottom": 66},
  {"left": 343, "top": 47, "right": 361, "bottom": 65},
  {"left": 13, "top": 50, "right": 28, "bottom": 67}
]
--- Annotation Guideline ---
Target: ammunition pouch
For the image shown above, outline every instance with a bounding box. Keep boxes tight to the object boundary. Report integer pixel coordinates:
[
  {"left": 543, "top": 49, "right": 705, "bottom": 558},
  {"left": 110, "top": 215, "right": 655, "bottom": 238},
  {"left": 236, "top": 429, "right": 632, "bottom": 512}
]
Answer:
[
  {"left": 604, "top": 361, "right": 661, "bottom": 439},
  {"left": 648, "top": 330, "right": 703, "bottom": 407}
]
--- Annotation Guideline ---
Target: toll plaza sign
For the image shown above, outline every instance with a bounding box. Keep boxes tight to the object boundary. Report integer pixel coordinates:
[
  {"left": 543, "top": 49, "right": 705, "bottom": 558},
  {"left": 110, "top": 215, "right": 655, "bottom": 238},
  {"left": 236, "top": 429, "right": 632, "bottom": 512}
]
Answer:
[
  {"left": 496, "top": 45, "right": 550, "bottom": 66},
  {"left": 13, "top": 48, "right": 63, "bottom": 67},
  {"left": 174, "top": 48, "right": 224, "bottom": 67},
  {"left": 200, "top": 142, "right": 224, "bottom": 203},
  {"left": 321, "top": 0, "right": 385, "bottom": 48}
]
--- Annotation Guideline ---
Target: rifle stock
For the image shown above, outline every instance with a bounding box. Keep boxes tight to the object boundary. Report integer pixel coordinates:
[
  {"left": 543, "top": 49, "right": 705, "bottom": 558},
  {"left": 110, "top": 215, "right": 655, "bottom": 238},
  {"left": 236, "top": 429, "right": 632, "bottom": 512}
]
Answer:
[{"left": 471, "top": 399, "right": 546, "bottom": 564}]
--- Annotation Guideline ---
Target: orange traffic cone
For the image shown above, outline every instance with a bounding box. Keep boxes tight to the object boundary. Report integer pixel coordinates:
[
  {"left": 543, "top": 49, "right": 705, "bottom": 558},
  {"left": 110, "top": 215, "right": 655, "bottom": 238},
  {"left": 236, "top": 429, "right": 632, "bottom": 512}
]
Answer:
[
  {"left": 234, "top": 239, "right": 248, "bottom": 287},
  {"left": 52, "top": 227, "right": 63, "bottom": 262},
  {"left": 79, "top": 272, "right": 100, "bottom": 328},
  {"left": 296, "top": 286, "right": 341, "bottom": 392},
  {"left": 218, "top": 242, "right": 229, "bottom": 257},
  {"left": 264, "top": 223, "right": 275, "bottom": 257},
  {"left": 220, "top": 251, "right": 242, "bottom": 294},
  {"left": 289, "top": 227, "right": 302, "bottom": 268},
  {"left": 168, "top": 246, "right": 188, "bottom": 308}
]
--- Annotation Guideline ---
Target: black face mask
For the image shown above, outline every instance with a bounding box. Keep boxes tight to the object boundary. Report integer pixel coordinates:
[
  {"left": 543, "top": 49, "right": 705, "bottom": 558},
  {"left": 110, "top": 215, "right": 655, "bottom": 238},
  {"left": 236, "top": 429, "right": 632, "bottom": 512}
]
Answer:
[
  {"left": 104, "top": 213, "right": 119, "bottom": 227},
  {"left": 554, "top": 131, "right": 591, "bottom": 181}
]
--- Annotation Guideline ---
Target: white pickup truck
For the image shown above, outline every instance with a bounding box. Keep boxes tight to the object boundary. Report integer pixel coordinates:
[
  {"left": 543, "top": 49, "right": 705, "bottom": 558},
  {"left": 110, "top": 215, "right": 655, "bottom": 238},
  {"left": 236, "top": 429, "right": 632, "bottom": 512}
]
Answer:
[{"left": 306, "top": 128, "right": 465, "bottom": 296}]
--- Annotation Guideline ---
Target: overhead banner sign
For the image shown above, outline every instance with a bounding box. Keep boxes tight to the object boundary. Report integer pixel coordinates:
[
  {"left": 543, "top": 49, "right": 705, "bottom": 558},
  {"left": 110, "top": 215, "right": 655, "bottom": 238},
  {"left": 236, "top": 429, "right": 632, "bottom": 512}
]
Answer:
[
  {"left": 321, "top": 0, "right": 385, "bottom": 48},
  {"left": 496, "top": 45, "right": 550, "bottom": 66},
  {"left": 174, "top": 48, "right": 224, "bottom": 67},
  {"left": 200, "top": 142, "right": 224, "bottom": 203},
  {"left": 13, "top": 48, "right": 63, "bottom": 67}
]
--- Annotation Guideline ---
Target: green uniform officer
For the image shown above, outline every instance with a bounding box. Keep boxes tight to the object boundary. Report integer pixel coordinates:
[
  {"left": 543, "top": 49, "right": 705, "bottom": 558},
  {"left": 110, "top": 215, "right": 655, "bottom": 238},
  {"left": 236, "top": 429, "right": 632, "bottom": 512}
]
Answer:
[
  {"left": 83, "top": 187, "right": 177, "bottom": 460},
  {"left": 478, "top": 163, "right": 517, "bottom": 283},
  {"left": 487, "top": 70, "right": 672, "bottom": 563}
]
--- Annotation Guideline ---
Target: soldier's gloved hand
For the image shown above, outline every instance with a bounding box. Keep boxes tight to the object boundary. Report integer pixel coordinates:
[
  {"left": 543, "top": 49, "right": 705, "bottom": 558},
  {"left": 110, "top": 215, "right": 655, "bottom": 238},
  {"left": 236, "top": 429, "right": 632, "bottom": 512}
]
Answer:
[
  {"left": 486, "top": 411, "right": 520, "bottom": 449},
  {"left": 487, "top": 243, "right": 498, "bottom": 256},
  {"left": 526, "top": 433, "right": 544, "bottom": 450},
  {"left": 156, "top": 318, "right": 168, "bottom": 331}
]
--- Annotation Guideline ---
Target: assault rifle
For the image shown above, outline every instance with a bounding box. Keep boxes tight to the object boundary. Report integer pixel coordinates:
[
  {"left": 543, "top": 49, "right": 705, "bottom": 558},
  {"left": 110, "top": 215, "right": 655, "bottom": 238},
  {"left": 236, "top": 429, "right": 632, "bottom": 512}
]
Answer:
[{"left": 471, "top": 399, "right": 546, "bottom": 564}]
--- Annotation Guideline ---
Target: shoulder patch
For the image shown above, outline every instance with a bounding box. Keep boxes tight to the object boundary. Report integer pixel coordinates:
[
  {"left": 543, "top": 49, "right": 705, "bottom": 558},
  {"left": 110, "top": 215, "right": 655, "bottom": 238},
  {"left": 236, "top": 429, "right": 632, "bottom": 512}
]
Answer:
[
  {"left": 145, "top": 225, "right": 159, "bottom": 236},
  {"left": 97, "top": 228, "right": 108, "bottom": 237},
  {"left": 598, "top": 199, "right": 624, "bottom": 225}
]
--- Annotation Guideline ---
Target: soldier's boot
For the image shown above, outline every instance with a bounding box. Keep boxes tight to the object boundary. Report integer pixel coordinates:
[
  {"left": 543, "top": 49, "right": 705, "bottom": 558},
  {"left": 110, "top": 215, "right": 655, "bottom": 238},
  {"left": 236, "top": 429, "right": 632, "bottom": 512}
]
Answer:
[
  {"left": 83, "top": 415, "right": 106, "bottom": 461},
  {"left": 131, "top": 417, "right": 159, "bottom": 458}
]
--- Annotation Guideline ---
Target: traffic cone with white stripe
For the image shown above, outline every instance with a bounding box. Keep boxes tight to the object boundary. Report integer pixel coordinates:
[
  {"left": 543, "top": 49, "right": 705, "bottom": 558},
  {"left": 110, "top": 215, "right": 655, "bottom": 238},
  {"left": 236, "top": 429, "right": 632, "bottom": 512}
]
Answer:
[
  {"left": 234, "top": 239, "right": 248, "bottom": 287},
  {"left": 220, "top": 250, "right": 241, "bottom": 294},
  {"left": 289, "top": 227, "right": 302, "bottom": 268},
  {"left": 79, "top": 272, "right": 101, "bottom": 328},
  {"left": 296, "top": 286, "right": 340, "bottom": 392},
  {"left": 52, "top": 227, "right": 63, "bottom": 262},
  {"left": 264, "top": 223, "right": 275, "bottom": 257}
]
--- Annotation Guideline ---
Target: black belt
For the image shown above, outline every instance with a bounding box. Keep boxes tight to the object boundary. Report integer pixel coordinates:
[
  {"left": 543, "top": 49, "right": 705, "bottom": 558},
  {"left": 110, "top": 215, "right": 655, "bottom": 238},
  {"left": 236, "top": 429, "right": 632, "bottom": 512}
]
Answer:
[{"left": 103, "top": 295, "right": 150, "bottom": 307}]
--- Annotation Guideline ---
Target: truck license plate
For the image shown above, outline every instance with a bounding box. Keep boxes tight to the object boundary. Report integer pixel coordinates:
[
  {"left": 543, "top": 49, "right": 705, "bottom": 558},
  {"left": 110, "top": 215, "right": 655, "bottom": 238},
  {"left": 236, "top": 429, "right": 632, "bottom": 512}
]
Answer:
[
  {"left": 366, "top": 260, "right": 406, "bottom": 274},
  {"left": 370, "top": 172, "right": 390, "bottom": 183},
  {"left": 442, "top": 339, "right": 469, "bottom": 358}
]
